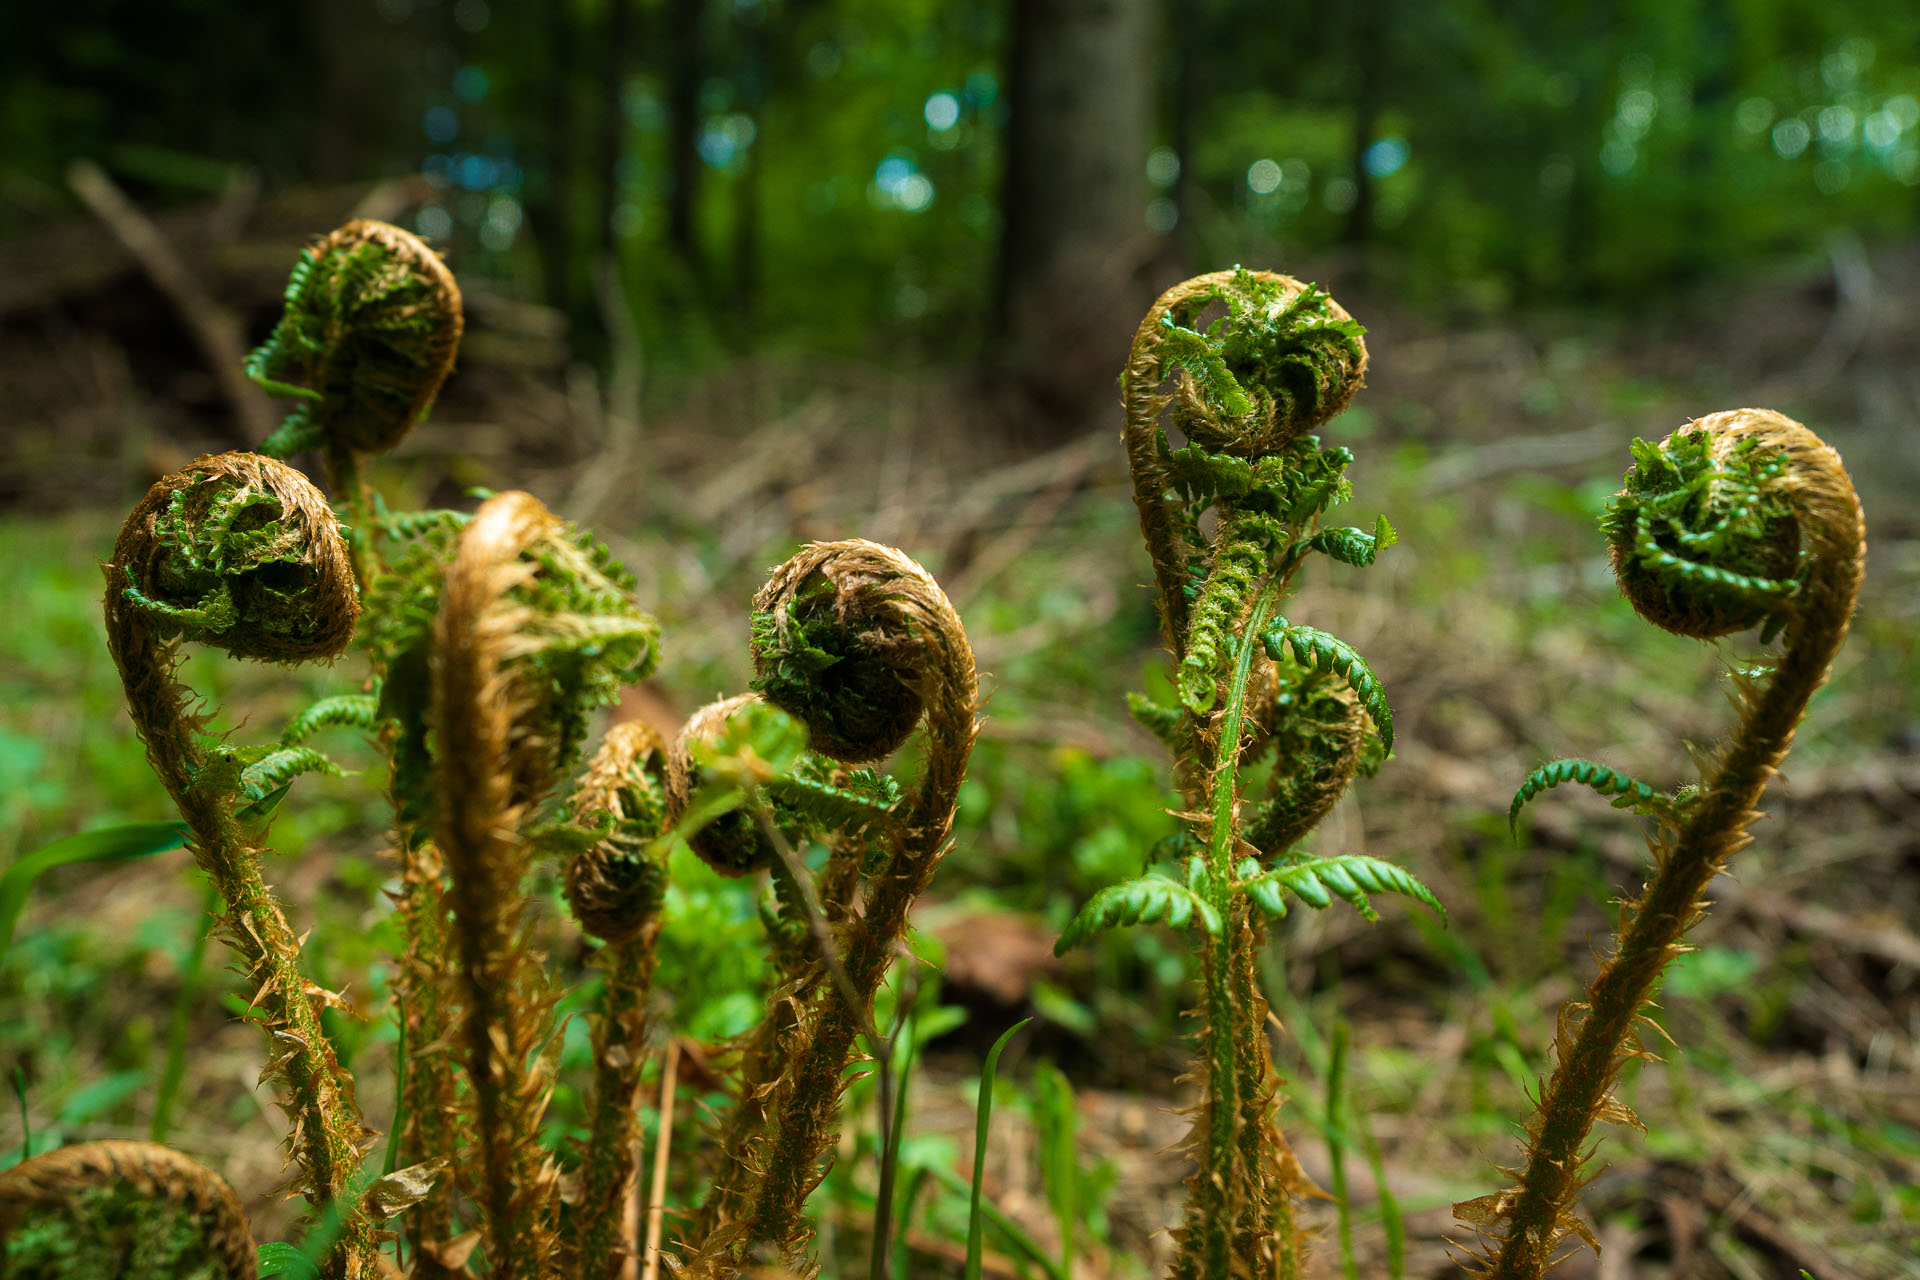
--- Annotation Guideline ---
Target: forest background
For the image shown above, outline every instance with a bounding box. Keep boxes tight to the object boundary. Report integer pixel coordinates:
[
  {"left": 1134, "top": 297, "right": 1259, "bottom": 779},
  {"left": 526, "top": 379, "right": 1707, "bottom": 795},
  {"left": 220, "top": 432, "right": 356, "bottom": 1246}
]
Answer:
[{"left": 1, "top": 0, "right": 1917, "bottom": 1276}]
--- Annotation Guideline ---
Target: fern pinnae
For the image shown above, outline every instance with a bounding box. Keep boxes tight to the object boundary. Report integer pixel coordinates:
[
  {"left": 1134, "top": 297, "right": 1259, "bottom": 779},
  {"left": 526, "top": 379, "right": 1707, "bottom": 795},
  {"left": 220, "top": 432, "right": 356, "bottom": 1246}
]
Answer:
[
  {"left": 1235, "top": 855, "right": 1444, "bottom": 925},
  {"left": 1262, "top": 620, "right": 1395, "bottom": 752},
  {"left": 239, "top": 746, "right": 348, "bottom": 799},
  {"left": 280, "top": 694, "right": 381, "bottom": 747},
  {"left": 1507, "top": 758, "right": 1676, "bottom": 834},
  {"left": 1053, "top": 875, "right": 1222, "bottom": 953}
]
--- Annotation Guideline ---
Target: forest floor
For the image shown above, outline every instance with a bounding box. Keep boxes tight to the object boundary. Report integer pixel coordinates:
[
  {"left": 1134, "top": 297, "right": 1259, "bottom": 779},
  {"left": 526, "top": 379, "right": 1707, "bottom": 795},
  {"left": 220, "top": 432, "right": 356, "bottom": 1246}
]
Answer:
[{"left": 2, "top": 232, "right": 1917, "bottom": 1279}]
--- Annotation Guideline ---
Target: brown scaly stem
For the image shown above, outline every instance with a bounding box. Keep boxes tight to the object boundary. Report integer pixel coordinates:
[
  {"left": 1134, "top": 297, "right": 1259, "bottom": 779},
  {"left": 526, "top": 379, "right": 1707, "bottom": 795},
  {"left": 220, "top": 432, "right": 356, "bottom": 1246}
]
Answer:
[
  {"left": 1230, "top": 909, "right": 1305, "bottom": 1279},
  {"left": 1463, "top": 410, "right": 1866, "bottom": 1276},
  {"left": 389, "top": 835, "right": 465, "bottom": 1279},
  {"left": 663, "top": 693, "right": 819, "bottom": 1250},
  {"left": 0, "top": 1141, "right": 256, "bottom": 1280},
  {"left": 104, "top": 453, "right": 376, "bottom": 1279},
  {"left": 566, "top": 720, "right": 673, "bottom": 1280},
  {"left": 431, "top": 491, "right": 570, "bottom": 1280}
]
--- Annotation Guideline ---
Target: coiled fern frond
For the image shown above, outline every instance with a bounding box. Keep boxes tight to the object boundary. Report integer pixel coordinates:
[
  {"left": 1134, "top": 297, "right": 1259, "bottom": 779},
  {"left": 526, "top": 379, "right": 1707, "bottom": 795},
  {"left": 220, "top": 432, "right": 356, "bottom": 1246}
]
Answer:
[
  {"left": 110, "top": 452, "right": 359, "bottom": 663},
  {"left": 563, "top": 719, "right": 673, "bottom": 1280},
  {"left": 0, "top": 1141, "right": 255, "bottom": 1280},
  {"left": 250, "top": 220, "right": 462, "bottom": 461},
  {"left": 429, "top": 489, "right": 660, "bottom": 1280},
  {"left": 1601, "top": 424, "right": 1802, "bottom": 640},
  {"left": 103, "top": 455, "right": 377, "bottom": 1276},
  {"left": 1461, "top": 409, "right": 1866, "bottom": 1279},
  {"left": 682, "top": 539, "right": 978, "bottom": 1273},
  {"left": 1096, "top": 268, "right": 1422, "bottom": 1280}
]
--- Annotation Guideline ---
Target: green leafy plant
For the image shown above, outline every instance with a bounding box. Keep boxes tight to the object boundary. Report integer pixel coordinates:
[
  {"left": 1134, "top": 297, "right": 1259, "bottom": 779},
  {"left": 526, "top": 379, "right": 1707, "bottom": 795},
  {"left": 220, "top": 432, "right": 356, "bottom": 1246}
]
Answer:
[
  {"left": 1, "top": 221, "right": 983, "bottom": 1280},
  {"left": 1058, "top": 268, "right": 1440, "bottom": 1279},
  {"left": 1457, "top": 410, "right": 1866, "bottom": 1277}
]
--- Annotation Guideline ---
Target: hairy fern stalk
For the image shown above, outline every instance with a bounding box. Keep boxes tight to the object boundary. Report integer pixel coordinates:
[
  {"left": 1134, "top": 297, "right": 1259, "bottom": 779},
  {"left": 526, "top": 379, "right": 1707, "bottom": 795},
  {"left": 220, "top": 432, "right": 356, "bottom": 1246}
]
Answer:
[
  {"left": 1459, "top": 410, "right": 1866, "bottom": 1277},
  {"left": 5, "top": 219, "right": 980, "bottom": 1280},
  {"left": 1058, "top": 268, "right": 1440, "bottom": 1280}
]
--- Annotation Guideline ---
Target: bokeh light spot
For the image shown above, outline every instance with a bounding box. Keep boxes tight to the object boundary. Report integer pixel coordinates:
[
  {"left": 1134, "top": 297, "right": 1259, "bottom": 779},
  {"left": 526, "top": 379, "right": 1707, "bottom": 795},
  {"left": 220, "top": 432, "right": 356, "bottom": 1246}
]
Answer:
[{"left": 924, "top": 92, "right": 960, "bottom": 132}]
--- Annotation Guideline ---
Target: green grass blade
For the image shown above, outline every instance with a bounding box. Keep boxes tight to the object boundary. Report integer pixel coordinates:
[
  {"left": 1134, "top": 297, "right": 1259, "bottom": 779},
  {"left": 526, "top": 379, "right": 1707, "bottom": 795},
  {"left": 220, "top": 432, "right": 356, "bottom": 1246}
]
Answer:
[
  {"left": 870, "top": 1007, "right": 920, "bottom": 1280},
  {"left": 1033, "top": 1060, "right": 1078, "bottom": 1274},
  {"left": 968, "top": 1018, "right": 1031, "bottom": 1280},
  {"left": 1326, "top": 1020, "right": 1358, "bottom": 1280},
  {"left": 13, "top": 1066, "right": 29, "bottom": 1162},
  {"left": 1356, "top": 1105, "right": 1405, "bottom": 1279},
  {"left": 891, "top": 1167, "right": 930, "bottom": 1280},
  {"left": 0, "top": 822, "right": 188, "bottom": 967},
  {"left": 924, "top": 1161, "right": 1066, "bottom": 1280},
  {"left": 151, "top": 880, "right": 218, "bottom": 1143}
]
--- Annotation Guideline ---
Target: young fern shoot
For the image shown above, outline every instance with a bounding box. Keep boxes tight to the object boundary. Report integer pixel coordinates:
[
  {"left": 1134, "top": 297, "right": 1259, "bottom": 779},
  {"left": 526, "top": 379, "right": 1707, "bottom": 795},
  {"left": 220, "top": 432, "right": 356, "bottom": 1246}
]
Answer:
[
  {"left": 1459, "top": 410, "right": 1866, "bottom": 1277},
  {"left": 429, "top": 490, "right": 661, "bottom": 1280},
  {"left": 247, "top": 219, "right": 463, "bottom": 579},
  {"left": 1062, "top": 269, "right": 1440, "bottom": 1280},
  {"left": 680, "top": 539, "right": 978, "bottom": 1276},
  {"left": 102, "top": 453, "right": 379, "bottom": 1279}
]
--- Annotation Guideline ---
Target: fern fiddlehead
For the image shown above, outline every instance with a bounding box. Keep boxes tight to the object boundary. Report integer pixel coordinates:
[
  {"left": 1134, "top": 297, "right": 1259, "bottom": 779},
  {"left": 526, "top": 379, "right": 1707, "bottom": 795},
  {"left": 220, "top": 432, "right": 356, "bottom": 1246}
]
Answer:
[
  {"left": 680, "top": 539, "right": 978, "bottom": 1274},
  {"left": 1076, "top": 270, "right": 1432, "bottom": 1279},
  {"left": 0, "top": 1141, "right": 255, "bottom": 1280},
  {"left": 102, "top": 453, "right": 377, "bottom": 1279},
  {"left": 565, "top": 719, "right": 673, "bottom": 1280},
  {"left": 429, "top": 489, "right": 660, "bottom": 1280},
  {"left": 1460, "top": 409, "right": 1866, "bottom": 1277},
  {"left": 248, "top": 219, "right": 463, "bottom": 577}
]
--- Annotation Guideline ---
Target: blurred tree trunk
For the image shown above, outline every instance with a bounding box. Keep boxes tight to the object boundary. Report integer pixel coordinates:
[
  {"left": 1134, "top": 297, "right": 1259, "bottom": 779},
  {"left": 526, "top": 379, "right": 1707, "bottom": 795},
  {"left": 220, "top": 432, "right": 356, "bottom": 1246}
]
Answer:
[
  {"left": 665, "top": 0, "right": 706, "bottom": 276},
  {"left": 996, "top": 0, "right": 1153, "bottom": 428},
  {"left": 1680, "top": 0, "right": 1733, "bottom": 283}
]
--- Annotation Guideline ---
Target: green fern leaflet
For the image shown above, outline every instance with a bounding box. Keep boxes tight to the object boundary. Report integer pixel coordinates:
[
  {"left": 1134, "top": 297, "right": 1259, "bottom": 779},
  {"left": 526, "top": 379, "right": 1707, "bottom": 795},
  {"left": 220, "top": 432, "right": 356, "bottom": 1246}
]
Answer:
[
  {"left": 1235, "top": 855, "right": 1443, "bottom": 924},
  {"left": 1053, "top": 875, "right": 1223, "bottom": 955},
  {"left": 1261, "top": 619, "right": 1394, "bottom": 751},
  {"left": 1508, "top": 758, "right": 1677, "bottom": 834}
]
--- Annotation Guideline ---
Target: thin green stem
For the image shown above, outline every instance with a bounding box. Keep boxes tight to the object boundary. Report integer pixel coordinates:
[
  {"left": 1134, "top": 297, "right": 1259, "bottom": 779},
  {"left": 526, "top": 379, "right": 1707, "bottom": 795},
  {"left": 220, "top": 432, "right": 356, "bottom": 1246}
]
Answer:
[{"left": 1189, "top": 581, "right": 1279, "bottom": 1274}]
